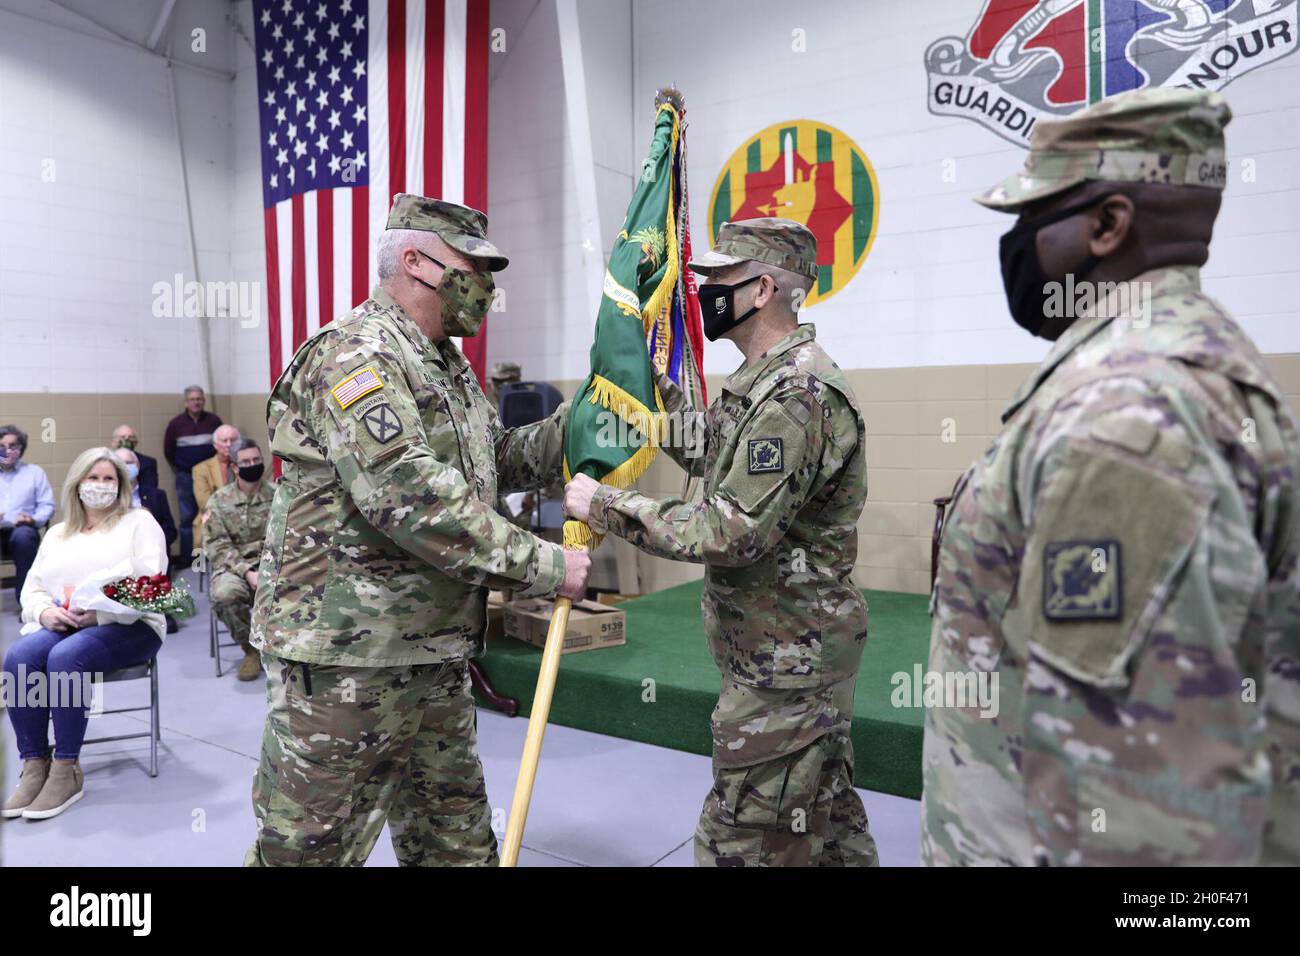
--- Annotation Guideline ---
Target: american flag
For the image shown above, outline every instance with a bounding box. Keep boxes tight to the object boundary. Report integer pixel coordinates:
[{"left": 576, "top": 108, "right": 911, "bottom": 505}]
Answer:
[
  {"left": 253, "top": 0, "right": 491, "bottom": 388},
  {"left": 330, "top": 367, "right": 383, "bottom": 407}
]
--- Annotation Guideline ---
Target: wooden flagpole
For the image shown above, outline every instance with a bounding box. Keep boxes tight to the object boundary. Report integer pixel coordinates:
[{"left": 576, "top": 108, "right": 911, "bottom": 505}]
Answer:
[{"left": 500, "top": 545, "right": 583, "bottom": 867}]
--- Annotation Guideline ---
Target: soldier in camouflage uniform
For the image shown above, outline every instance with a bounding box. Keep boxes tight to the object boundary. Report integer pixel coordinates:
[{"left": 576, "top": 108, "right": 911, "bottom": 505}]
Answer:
[
  {"left": 486, "top": 361, "right": 521, "bottom": 410},
  {"left": 924, "top": 88, "right": 1300, "bottom": 865},
  {"left": 244, "top": 194, "right": 591, "bottom": 867},
  {"left": 566, "top": 219, "right": 879, "bottom": 867},
  {"left": 206, "top": 438, "right": 275, "bottom": 681},
  {"left": 486, "top": 362, "right": 535, "bottom": 529}
]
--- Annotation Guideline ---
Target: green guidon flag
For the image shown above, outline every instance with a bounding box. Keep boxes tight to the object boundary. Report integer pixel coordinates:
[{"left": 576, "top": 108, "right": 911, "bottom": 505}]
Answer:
[{"left": 562, "top": 92, "right": 704, "bottom": 549}]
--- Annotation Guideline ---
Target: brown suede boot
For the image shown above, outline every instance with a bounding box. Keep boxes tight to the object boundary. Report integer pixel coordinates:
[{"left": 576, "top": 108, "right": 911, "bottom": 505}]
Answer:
[
  {"left": 237, "top": 648, "right": 263, "bottom": 682},
  {"left": 22, "top": 759, "right": 83, "bottom": 820},
  {"left": 2, "top": 757, "right": 51, "bottom": 818}
]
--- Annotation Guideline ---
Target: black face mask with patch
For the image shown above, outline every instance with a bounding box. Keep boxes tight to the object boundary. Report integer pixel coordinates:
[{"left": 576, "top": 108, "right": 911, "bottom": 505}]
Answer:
[
  {"left": 238, "top": 464, "right": 265, "bottom": 483},
  {"left": 998, "top": 195, "right": 1106, "bottom": 340},
  {"left": 698, "top": 274, "right": 775, "bottom": 342}
]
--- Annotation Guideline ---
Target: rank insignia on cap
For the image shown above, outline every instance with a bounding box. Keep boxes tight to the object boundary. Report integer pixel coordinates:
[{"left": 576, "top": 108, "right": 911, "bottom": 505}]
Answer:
[
  {"left": 331, "top": 367, "right": 383, "bottom": 410},
  {"left": 360, "top": 403, "right": 403, "bottom": 444},
  {"left": 747, "top": 437, "right": 783, "bottom": 474},
  {"left": 1043, "top": 539, "right": 1122, "bottom": 622}
]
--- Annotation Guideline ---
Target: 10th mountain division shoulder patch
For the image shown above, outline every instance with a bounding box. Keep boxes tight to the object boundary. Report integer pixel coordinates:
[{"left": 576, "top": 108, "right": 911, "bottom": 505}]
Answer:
[
  {"left": 361, "top": 403, "right": 403, "bottom": 444},
  {"left": 748, "top": 437, "right": 784, "bottom": 474}
]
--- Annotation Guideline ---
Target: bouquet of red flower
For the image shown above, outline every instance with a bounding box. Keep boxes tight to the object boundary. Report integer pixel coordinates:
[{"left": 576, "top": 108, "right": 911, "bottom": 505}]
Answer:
[{"left": 102, "top": 573, "right": 197, "bottom": 619}]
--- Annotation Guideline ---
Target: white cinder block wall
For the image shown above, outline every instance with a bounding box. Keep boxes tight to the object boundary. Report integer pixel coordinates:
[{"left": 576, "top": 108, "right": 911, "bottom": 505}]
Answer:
[
  {"left": 478, "top": 0, "right": 636, "bottom": 384},
  {"left": 223, "top": 0, "right": 273, "bottom": 396},
  {"left": 0, "top": 0, "right": 238, "bottom": 396}
]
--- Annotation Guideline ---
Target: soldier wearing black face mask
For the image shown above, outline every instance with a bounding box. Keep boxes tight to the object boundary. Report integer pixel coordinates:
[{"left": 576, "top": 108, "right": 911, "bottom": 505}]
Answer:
[
  {"left": 565, "top": 217, "right": 880, "bottom": 867},
  {"left": 205, "top": 438, "right": 275, "bottom": 682},
  {"left": 923, "top": 88, "right": 1300, "bottom": 867}
]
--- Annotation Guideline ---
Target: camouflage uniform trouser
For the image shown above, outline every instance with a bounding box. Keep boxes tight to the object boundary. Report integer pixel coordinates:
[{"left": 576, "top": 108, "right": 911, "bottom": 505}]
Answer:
[
  {"left": 209, "top": 571, "right": 253, "bottom": 651},
  {"left": 244, "top": 656, "right": 497, "bottom": 867},
  {"left": 695, "top": 675, "right": 880, "bottom": 867}
]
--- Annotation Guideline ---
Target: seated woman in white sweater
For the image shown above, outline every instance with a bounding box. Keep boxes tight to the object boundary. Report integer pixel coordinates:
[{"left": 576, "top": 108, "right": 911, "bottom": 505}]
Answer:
[{"left": 2, "top": 447, "right": 168, "bottom": 821}]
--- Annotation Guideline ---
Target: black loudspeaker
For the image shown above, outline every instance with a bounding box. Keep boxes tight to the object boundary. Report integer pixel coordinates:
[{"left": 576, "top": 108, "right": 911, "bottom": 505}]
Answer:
[{"left": 499, "top": 381, "right": 564, "bottom": 428}]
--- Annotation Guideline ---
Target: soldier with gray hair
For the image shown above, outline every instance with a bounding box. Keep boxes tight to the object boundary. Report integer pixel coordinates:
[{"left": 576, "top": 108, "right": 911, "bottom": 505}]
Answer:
[
  {"left": 245, "top": 193, "right": 591, "bottom": 866},
  {"left": 565, "top": 217, "right": 879, "bottom": 867},
  {"left": 924, "top": 87, "right": 1300, "bottom": 865},
  {"left": 204, "top": 437, "right": 272, "bottom": 682}
]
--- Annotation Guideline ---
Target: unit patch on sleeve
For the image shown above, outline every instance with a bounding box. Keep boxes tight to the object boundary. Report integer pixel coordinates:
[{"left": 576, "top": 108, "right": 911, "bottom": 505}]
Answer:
[
  {"left": 1042, "top": 539, "right": 1122, "bottom": 622},
  {"left": 747, "top": 437, "right": 784, "bottom": 474},
  {"left": 360, "top": 403, "right": 404, "bottom": 444},
  {"left": 331, "top": 366, "right": 384, "bottom": 410}
]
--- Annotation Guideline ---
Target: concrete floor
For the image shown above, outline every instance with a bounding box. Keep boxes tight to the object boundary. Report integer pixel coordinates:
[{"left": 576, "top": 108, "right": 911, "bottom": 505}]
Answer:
[{"left": 0, "top": 569, "right": 921, "bottom": 867}]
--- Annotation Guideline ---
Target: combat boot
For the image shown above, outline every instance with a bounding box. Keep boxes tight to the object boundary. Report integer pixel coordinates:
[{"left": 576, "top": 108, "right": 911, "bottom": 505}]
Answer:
[
  {"left": 237, "top": 648, "right": 262, "bottom": 682},
  {"left": 22, "top": 759, "right": 84, "bottom": 820},
  {"left": 2, "top": 757, "right": 51, "bottom": 818}
]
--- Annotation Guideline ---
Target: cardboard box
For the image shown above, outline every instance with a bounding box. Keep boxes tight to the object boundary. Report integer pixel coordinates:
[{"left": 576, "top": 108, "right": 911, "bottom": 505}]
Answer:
[
  {"left": 503, "top": 598, "right": 626, "bottom": 654},
  {"left": 595, "top": 592, "right": 640, "bottom": 606}
]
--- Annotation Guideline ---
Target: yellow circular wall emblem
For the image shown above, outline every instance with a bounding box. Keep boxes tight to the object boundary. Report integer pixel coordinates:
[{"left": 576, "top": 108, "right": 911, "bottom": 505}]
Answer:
[{"left": 708, "top": 119, "right": 879, "bottom": 308}]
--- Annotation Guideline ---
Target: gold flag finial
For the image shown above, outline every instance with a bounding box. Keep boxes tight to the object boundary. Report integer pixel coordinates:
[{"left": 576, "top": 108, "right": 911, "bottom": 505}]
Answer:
[{"left": 655, "top": 87, "right": 684, "bottom": 111}]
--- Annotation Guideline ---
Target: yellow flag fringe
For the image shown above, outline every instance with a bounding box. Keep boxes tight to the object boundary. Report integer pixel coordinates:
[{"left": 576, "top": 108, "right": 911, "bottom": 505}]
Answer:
[{"left": 562, "top": 101, "right": 684, "bottom": 555}]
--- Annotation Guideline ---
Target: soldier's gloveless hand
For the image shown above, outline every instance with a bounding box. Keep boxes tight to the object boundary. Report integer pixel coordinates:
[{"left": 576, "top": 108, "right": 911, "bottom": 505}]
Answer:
[
  {"left": 563, "top": 474, "right": 600, "bottom": 523},
  {"left": 558, "top": 549, "right": 592, "bottom": 601}
]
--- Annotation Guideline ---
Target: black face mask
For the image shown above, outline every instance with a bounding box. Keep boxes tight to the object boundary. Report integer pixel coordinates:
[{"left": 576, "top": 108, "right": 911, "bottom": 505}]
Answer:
[
  {"left": 999, "top": 195, "right": 1107, "bottom": 340},
  {"left": 238, "top": 463, "right": 265, "bottom": 483},
  {"left": 698, "top": 274, "right": 774, "bottom": 342}
]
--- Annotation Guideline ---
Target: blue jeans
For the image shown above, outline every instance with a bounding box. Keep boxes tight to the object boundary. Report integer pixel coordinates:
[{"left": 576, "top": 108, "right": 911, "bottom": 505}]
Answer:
[
  {"left": 176, "top": 469, "right": 196, "bottom": 565},
  {"left": 3, "top": 622, "right": 162, "bottom": 760},
  {"left": 1, "top": 524, "right": 40, "bottom": 603}
]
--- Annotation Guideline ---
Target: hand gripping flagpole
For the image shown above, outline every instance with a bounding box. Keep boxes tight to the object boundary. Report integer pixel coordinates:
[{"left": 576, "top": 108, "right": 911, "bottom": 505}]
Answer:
[{"left": 500, "top": 538, "right": 586, "bottom": 867}]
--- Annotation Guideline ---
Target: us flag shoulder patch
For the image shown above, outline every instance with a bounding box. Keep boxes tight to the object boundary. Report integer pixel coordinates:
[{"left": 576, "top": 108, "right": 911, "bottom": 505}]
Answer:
[{"left": 331, "top": 367, "right": 383, "bottom": 410}]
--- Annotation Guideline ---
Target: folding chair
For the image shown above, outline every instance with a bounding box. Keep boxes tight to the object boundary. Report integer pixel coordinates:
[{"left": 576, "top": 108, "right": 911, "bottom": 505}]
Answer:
[
  {"left": 83, "top": 657, "right": 161, "bottom": 778},
  {"left": 209, "top": 606, "right": 243, "bottom": 677}
]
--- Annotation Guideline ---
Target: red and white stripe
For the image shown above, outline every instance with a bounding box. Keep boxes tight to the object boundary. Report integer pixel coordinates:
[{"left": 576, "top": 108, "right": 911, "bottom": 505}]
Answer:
[{"left": 264, "top": 0, "right": 491, "bottom": 390}]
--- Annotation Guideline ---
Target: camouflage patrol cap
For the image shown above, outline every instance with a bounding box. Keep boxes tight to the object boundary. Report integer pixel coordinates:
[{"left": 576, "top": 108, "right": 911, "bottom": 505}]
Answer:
[
  {"left": 490, "top": 361, "right": 520, "bottom": 381},
  {"left": 689, "top": 218, "right": 818, "bottom": 281},
  {"left": 385, "top": 192, "right": 509, "bottom": 271},
  {"left": 978, "top": 88, "right": 1231, "bottom": 213}
]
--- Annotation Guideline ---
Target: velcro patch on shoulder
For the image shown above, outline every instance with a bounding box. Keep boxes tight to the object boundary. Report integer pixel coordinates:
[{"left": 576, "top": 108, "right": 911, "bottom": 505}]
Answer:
[
  {"left": 1088, "top": 408, "right": 1193, "bottom": 470},
  {"left": 747, "top": 437, "right": 784, "bottom": 474},
  {"left": 1088, "top": 412, "right": 1158, "bottom": 457},
  {"left": 331, "top": 366, "right": 384, "bottom": 409},
  {"left": 1042, "top": 539, "right": 1122, "bottom": 621},
  {"left": 359, "top": 402, "right": 404, "bottom": 444},
  {"left": 1005, "top": 447, "right": 1210, "bottom": 688}
]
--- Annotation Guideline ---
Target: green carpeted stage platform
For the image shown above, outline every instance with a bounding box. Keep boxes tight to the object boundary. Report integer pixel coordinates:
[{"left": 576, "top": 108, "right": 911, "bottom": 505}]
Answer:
[{"left": 476, "top": 580, "right": 931, "bottom": 799}]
